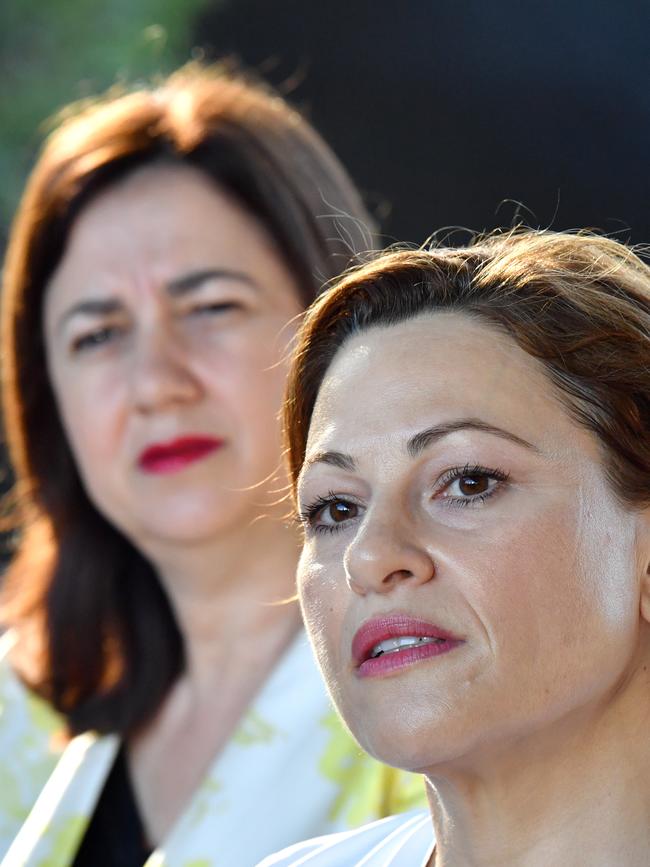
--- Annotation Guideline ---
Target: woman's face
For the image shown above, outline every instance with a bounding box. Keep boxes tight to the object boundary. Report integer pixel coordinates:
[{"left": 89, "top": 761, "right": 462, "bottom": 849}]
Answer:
[
  {"left": 297, "top": 312, "right": 649, "bottom": 772},
  {"left": 44, "top": 163, "right": 303, "bottom": 548}
]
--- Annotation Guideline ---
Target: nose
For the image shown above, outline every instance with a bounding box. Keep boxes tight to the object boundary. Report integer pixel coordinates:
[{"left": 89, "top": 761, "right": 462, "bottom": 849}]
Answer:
[
  {"left": 131, "top": 327, "right": 203, "bottom": 414},
  {"left": 343, "top": 512, "right": 436, "bottom": 596}
]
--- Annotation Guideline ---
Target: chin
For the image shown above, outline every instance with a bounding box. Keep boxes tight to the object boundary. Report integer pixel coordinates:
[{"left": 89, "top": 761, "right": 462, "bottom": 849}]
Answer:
[
  {"left": 352, "top": 714, "right": 466, "bottom": 774},
  {"left": 142, "top": 500, "right": 252, "bottom": 543},
  {"left": 140, "top": 518, "right": 223, "bottom": 546},
  {"left": 338, "top": 682, "right": 488, "bottom": 775},
  {"left": 105, "top": 494, "right": 246, "bottom": 550}
]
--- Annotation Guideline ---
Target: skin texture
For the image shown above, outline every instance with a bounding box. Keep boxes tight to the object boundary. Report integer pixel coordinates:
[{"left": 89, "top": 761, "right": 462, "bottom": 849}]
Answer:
[
  {"left": 43, "top": 163, "right": 304, "bottom": 842},
  {"left": 297, "top": 313, "right": 650, "bottom": 866},
  {"left": 45, "top": 162, "right": 303, "bottom": 550}
]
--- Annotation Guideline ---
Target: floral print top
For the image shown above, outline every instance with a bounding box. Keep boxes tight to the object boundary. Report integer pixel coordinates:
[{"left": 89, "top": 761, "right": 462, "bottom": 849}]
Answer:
[{"left": 0, "top": 631, "right": 426, "bottom": 866}]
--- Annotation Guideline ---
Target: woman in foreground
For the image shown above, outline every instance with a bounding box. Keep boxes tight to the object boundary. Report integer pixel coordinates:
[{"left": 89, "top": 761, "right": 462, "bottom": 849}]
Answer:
[
  {"left": 262, "top": 230, "right": 650, "bottom": 866},
  {"left": 0, "top": 65, "right": 424, "bottom": 866}
]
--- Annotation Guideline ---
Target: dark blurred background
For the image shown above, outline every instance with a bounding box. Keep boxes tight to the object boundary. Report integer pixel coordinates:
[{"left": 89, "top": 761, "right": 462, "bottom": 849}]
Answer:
[
  {"left": 0, "top": 0, "right": 647, "bottom": 558},
  {"left": 2, "top": 0, "right": 649, "bottom": 250},
  {"left": 195, "top": 0, "right": 650, "bottom": 245}
]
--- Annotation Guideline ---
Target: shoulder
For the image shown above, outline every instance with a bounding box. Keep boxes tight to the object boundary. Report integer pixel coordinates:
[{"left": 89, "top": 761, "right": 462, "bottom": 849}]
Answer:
[
  {"left": 0, "top": 630, "right": 62, "bottom": 735},
  {"left": 0, "top": 631, "right": 63, "bottom": 857},
  {"left": 256, "top": 809, "right": 434, "bottom": 866}
]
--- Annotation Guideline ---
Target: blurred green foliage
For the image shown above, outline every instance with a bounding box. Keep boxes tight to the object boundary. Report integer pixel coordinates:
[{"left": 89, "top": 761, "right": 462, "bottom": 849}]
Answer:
[{"left": 0, "top": 0, "right": 213, "bottom": 238}]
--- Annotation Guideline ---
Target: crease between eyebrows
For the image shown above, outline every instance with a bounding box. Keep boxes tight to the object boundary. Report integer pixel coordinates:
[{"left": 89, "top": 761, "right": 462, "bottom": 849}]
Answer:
[{"left": 56, "top": 268, "right": 259, "bottom": 333}]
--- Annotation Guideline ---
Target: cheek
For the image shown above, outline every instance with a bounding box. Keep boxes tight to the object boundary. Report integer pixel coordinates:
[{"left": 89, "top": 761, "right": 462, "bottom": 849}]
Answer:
[
  {"left": 51, "top": 368, "right": 127, "bottom": 474},
  {"left": 474, "top": 498, "right": 639, "bottom": 700},
  {"left": 203, "top": 332, "right": 291, "bottom": 406},
  {"left": 298, "top": 550, "right": 345, "bottom": 684}
]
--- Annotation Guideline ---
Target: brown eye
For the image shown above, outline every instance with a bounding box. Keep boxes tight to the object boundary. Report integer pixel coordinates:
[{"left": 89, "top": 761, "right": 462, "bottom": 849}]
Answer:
[
  {"left": 441, "top": 469, "right": 505, "bottom": 504},
  {"left": 325, "top": 501, "right": 358, "bottom": 524},
  {"left": 299, "top": 495, "right": 363, "bottom": 535},
  {"left": 457, "top": 474, "right": 490, "bottom": 496}
]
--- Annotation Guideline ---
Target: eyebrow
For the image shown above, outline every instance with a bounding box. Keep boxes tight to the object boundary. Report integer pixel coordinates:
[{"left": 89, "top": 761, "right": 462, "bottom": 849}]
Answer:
[
  {"left": 166, "top": 268, "right": 259, "bottom": 297},
  {"left": 303, "top": 417, "right": 539, "bottom": 474},
  {"left": 304, "top": 450, "right": 358, "bottom": 472},
  {"left": 407, "top": 418, "right": 539, "bottom": 457},
  {"left": 56, "top": 269, "right": 258, "bottom": 332},
  {"left": 56, "top": 298, "right": 124, "bottom": 332}
]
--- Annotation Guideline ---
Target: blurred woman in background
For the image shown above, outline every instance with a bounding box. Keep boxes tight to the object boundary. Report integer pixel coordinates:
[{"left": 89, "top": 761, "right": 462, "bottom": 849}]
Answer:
[
  {"left": 0, "top": 64, "right": 424, "bottom": 866},
  {"left": 264, "top": 231, "right": 650, "bottom": 865}
]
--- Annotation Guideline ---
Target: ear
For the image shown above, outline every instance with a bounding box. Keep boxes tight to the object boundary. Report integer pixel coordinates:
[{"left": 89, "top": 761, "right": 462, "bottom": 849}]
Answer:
[
  {"left": 639, "top": 510, "right": 650, "bottom": 625},
  {"left": 642, "top": 566, "right": 650, "bottom": 625}
]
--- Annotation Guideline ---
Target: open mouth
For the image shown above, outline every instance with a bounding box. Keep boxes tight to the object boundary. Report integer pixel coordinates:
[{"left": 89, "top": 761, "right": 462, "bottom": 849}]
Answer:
[
  {"left": 352, "top": 615, "right": 464, "bottom": 678},
  {"left": 369, "top": 635, "right": 447, "bottom": 659}
]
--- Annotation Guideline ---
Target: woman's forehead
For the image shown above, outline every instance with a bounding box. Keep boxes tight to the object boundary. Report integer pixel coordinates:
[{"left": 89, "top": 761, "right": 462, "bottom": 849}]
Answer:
[{"left": 306, "top": 312, "right": 593, "bottom": 461}]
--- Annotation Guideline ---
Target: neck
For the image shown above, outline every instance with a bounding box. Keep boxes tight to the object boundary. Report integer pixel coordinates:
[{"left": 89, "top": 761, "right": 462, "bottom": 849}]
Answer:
[
  {"left": 123, "top": 514, "right": 302, "bottom": 845},
  {"left": 427, "top": 659, "right": 650, "bottom": 867},
  {"left": 145, "top": 513, "right": 302, "bottom": 701}
]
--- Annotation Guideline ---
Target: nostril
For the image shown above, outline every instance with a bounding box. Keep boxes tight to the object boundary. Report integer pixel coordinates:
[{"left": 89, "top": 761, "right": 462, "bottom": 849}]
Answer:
[{"left": 385, "top": 569, "right": 415, "bottom": 584}]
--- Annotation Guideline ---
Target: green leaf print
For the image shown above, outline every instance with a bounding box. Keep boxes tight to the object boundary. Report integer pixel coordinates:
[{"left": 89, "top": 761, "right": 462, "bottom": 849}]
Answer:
[
  {"left": 185, "top": 777, "right": 226, "bottom": 829},
  {"left": 26, "top": 691, "right": 63, "bottom": 736},
  {"left": 0, "top": 772, "right": 25, "bottom": 824},
  {"left": 36, "top": 815, "right": 88, "bottom": 867},
  {"left": 232, "top": 710, "right": 279, "bottom": 747},
  {"left": 318, "top": 710, "right": 426, "bottom": 826}
]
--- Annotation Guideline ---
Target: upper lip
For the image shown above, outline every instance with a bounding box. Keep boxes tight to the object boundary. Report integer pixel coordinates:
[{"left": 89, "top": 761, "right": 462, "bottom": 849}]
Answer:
[
  {"left": 351, "top": 614, "right": 463, "bottom": 666},
  {"left": 138, "top": 435, "right": 222, "bottom": 467}
]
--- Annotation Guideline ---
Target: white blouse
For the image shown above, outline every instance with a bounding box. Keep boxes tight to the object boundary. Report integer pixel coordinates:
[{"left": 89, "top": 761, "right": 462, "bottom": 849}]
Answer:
[
  {"left": 257, "top": 809, "right": 435, "bottom": 866},
  {"left": 0, "top": 631, "right": 426, "bottom": 866}
]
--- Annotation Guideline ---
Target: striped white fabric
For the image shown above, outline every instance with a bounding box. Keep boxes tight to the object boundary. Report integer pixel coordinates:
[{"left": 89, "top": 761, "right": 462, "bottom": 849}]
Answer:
[{"left": 257, "top": 809, "right": 434, "bottom": 866}]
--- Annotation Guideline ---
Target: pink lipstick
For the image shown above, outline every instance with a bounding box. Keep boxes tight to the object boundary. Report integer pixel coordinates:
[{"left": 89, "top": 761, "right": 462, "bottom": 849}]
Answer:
[
  {"left": 138, "top": 436, "right": 223, "bottom": 475},
  {"left": 352, "top": 614, "right": 463, "bottom": 678}
]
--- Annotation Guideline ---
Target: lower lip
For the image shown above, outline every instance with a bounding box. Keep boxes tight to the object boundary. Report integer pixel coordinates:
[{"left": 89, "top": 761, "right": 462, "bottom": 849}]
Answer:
[
  {"left": 139, "top": 441, "right": 222, "bottom": 475},
  {"left": 357, "top": 640, "right": 463, "bottom": 678}
]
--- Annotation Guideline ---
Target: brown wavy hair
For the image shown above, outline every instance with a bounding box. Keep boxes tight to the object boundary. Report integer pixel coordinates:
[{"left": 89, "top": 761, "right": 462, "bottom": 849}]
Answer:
[
  {"left": 284, "top": 231, "right": 650, "bottom": 511},
  {"left": 1, "top": 63, "right": 374, "bottom": 735}
]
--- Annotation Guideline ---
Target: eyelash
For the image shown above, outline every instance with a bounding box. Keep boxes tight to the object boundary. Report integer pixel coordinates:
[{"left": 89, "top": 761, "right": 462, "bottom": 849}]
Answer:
[
  {"left": 189, "top": 301, "right": 241, "bottom": 316},
  {"left": 71, "top": 326, "right": 122, "bottom": 354},
  {"left": 69, "top": 301, "right": 243, "bottom": 354},
  {"left": 437, "top": 463, "right": 510, "bottom": 509},
  {"left": 297, "top": 491, "right": 353, "bottom": 535},
  {"left": 298, "top": 464, "right": 510, "bottom": 536}
]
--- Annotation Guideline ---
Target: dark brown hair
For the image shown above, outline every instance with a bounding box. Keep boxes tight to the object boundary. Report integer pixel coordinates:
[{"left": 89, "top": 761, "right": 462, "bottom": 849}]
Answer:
[
  {"left": 1, "top": 63, "right": 374, "bottom": 735},
  {"left": 284, "top": 231, "right": 650, "bottom": 509}
]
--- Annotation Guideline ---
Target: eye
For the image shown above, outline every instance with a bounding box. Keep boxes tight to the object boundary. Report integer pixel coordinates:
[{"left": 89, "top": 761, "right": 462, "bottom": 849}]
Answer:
[
  {"left": 298, "top": 493, "right": 362, "bottom": 535},
  {"left": 189, "top": 301, "right": 242, "bottom": 317},
  {"left": 71, "top": 325, "right": 123, "bottom": 354},
  {"left": 448, "top": 474, "right": 494, "bottom": 496},
  {"left": 437, "top": 464, "right": 509, "bottom": 507},
  {"left": 321, "top": 500, "right": 359, "bottom": 525}
]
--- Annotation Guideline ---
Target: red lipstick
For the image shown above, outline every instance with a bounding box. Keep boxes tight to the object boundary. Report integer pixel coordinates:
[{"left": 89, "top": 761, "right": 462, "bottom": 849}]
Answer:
[
  {"left": 352, "top": 614, "right": 463, "bottom": 678},
  {"left": 138, "top": 436, "right": 223, "bottom": 475}
]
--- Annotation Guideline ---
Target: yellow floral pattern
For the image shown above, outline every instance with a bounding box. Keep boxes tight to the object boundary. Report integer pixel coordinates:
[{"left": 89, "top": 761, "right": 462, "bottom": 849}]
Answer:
[
  {"left": 231, "top": 710, "right": 281, "bottom": 747},
  {"left": 0, "top": 634, "right": 64, "bottom": 856},
  {"left": 0, "top": 632, "right": 427, "bottom": 866},
  {"left": 318, "top": 710, "right": 425, "bottom": 826},
  {"left": 33, "top": 815, "right": 88, "bottom": 867}
]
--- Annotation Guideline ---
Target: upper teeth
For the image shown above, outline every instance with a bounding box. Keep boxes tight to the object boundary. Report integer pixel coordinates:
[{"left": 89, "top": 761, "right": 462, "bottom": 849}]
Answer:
[{"left": 369, "top": 636, "right": 442, "bottom": 658}]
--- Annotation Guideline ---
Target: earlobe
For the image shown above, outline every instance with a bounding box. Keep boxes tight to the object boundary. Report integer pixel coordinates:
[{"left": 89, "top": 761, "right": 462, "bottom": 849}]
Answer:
[
  {"left": 640, "top": 556, "right": 650, "bottom": 626},
  {"left": 638, "top": 511, "right": 650, "bottom": 625}
]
